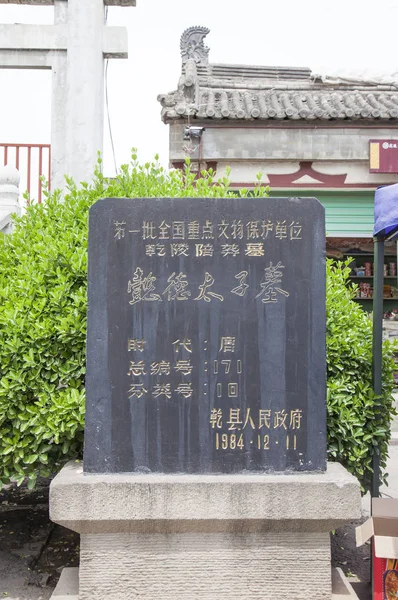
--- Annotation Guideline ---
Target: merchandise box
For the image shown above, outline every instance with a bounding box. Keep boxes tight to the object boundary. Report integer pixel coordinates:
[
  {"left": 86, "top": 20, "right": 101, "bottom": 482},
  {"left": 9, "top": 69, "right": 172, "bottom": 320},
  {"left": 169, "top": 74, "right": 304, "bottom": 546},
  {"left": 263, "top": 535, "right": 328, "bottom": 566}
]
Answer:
[{"left": 356, "top": 498, "right": 398, "bottom": 599}]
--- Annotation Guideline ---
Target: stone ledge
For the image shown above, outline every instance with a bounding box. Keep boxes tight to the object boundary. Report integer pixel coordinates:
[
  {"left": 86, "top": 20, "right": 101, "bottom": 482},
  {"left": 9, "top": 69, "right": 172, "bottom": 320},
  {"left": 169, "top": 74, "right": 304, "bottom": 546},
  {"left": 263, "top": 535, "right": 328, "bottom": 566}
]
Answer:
[
  {"left": 332, "top": 568, "right": 359, "bottom": 599},
  {"left": 50, "top": 461, "right": 361, "bottom": 534},
  {"left": 51, "top": 567, "right": 79, "bottom": 599},
  {"left": 51, "top": 566, "right": 359, "bottom": 600}
]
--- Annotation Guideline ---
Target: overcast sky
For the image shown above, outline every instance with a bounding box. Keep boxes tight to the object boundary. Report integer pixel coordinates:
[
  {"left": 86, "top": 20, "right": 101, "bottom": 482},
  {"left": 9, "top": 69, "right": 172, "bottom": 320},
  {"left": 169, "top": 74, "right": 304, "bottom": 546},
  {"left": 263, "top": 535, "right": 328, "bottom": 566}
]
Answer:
[{"left": 1, "top": 0, "right": 398, "bottom": 177}]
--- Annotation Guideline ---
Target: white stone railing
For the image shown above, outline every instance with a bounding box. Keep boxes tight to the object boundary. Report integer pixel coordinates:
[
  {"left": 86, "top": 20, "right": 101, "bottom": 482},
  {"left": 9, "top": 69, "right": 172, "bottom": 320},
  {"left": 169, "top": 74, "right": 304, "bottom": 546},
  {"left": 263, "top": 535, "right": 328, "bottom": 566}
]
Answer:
[
  {"left": 1, "top": 143, "right": 51, "bottom": 204},
  {"left": 0, "top": 165, "right": 21, "bottom": 235}
]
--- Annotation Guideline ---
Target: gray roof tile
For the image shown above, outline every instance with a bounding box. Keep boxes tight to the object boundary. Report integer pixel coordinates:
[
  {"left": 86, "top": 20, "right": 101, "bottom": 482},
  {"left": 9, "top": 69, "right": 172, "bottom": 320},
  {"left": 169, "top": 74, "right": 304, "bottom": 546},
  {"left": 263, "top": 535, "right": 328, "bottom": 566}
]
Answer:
[
  {"left": 158, "top": 27, "right": 398, "bottom": 123},
  {"left": 159, "top": 85, "right": 398, "bottom": 122}
]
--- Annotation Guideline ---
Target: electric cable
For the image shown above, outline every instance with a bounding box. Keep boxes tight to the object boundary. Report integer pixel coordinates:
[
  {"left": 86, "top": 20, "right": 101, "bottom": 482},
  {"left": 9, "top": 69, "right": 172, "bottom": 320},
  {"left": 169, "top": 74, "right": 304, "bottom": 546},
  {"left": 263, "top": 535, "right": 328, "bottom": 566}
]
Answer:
[{"left": 104, "top": 6, "right": 118, "bottom": 175}]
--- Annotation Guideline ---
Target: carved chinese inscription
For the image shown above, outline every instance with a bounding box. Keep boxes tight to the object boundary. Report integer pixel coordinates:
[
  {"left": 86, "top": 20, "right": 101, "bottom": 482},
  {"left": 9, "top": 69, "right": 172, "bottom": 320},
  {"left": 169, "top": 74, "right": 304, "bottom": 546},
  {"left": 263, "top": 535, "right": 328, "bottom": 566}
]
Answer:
[{"left": 84, "top": 197, "right": 326, "bottom": 474}]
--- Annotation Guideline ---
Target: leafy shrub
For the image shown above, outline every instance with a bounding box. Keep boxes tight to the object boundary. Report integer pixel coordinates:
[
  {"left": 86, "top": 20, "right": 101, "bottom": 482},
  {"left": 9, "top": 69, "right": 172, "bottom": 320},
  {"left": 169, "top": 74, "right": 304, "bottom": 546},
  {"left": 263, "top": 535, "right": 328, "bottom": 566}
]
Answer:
[
  {"left": 0, "top": 153, "right": 268, "bottom": 488},
  {"left": 326, "top": 259, "right": 396, "bottom": 492},
  {"left": 0, "top": 152, "right": 395, "bottom": 492}
]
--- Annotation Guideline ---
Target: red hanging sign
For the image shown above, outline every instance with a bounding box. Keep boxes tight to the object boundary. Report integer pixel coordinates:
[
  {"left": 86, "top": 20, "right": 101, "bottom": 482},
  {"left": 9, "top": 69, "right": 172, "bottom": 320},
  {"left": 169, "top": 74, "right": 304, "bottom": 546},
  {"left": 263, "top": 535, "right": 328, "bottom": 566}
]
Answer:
[{"left": 370, "top": 140, "right": 398, "bottom": 173}]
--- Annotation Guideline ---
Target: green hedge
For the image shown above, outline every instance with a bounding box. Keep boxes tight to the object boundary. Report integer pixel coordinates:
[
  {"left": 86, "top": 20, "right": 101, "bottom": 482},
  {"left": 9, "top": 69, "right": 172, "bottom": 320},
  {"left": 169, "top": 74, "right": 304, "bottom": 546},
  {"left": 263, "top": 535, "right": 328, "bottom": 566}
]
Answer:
[
  {"left": 0, "top": 153, "right": 395, "bottom": 491},
  {"left": 326, "top": 259, "right": 396, "bottom": 491}
]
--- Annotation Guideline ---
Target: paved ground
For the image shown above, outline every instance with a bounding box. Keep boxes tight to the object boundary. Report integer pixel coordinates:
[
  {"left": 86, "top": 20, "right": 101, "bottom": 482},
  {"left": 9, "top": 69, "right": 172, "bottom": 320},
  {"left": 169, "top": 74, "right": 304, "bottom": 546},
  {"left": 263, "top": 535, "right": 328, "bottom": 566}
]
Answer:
[
  {"left": 0, "top": 487, "right": 78, "bottom": 600},
  {"left": 0, "top": 395, "right": 397, "bottom": 600},
  {"left": 332, "top": 395, "right": 398, "bottom": 600},
  {"left": 330, "top": 446, "right": 398, "bottom": 600}
]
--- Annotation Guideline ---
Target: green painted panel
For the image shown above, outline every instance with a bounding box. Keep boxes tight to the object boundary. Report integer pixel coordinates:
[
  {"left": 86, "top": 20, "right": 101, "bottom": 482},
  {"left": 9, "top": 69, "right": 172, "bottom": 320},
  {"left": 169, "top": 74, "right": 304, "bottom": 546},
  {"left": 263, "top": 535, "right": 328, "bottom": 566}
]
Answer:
[{"left": 270, "top": 191, "right": 374, "bottom": 237}]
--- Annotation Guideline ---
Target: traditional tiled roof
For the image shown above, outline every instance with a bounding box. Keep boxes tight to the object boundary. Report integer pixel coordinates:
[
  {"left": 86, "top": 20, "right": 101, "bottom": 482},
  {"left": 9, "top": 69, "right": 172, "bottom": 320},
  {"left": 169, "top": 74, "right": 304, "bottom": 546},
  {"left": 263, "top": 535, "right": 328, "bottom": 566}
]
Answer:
[{"left": 158, "top": 27, "right": 398, "bottom": 123}]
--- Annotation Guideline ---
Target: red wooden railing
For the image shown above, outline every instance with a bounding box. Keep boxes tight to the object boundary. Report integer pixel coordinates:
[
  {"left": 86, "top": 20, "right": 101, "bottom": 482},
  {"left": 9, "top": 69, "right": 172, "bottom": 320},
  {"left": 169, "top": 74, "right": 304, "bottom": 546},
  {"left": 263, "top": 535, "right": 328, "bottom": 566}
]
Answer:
[{"left": 0, "top": 143, "right": 51, "bottom": 204}]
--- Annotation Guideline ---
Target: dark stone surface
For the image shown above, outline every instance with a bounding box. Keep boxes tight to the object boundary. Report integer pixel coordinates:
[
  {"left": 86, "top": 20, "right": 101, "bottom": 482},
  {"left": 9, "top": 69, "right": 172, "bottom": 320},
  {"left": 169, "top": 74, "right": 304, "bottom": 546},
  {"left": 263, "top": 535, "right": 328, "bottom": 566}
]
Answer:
[
  {"left": 0, "top": 477, "right": 53, "bottom": 506},
  {"left": 84, "top": 197, "right": 326, "bottom": 474}
]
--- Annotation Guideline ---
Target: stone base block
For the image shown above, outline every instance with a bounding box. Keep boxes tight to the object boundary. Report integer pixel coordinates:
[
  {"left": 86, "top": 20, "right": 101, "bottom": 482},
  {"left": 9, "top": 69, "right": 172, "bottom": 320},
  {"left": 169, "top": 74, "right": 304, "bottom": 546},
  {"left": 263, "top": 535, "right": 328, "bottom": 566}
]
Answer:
[
  {"left": 50, "top": 462, "right": 361, "bottom": 600},
  {"left": 51, "top": 567, "right": 360, "bottom": 600}
]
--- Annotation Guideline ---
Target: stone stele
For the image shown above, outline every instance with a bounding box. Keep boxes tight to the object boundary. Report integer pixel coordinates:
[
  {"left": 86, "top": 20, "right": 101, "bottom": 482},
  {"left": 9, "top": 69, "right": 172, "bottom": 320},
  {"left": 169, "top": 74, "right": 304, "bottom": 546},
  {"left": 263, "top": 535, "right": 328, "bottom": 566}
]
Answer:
[{"left": 49, "top": 196, "right": 361, "bottom": 599}]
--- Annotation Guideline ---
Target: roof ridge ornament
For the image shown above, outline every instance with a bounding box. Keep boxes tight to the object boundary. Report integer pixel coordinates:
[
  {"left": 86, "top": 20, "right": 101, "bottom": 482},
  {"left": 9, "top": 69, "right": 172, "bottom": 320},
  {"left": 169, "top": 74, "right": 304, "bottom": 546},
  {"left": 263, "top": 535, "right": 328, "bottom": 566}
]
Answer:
[{"left": 180, "top": 26, "right": 210, "bottom": 65}]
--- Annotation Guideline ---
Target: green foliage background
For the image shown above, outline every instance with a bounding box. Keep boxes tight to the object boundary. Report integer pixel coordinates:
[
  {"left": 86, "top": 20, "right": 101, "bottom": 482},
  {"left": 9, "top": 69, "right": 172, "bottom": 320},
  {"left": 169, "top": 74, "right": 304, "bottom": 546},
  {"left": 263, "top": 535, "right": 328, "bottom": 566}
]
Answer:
[
  {"left": 0, "top": 153, "right": 395, "bottom": 491},
  {"left": 326, "top": 259, "right": 396, "bottom": 492}
]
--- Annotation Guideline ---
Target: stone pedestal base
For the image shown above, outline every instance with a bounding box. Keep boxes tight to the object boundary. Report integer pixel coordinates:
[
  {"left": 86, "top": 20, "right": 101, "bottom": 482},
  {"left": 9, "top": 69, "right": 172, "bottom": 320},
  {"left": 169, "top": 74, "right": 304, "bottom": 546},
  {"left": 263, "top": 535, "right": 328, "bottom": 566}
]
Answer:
[
  {"left": 50, "top": 567, "right": 360, "bottom": 600},
  {"left": 50, "top": 462, "right": 361, "bottom": 600}
]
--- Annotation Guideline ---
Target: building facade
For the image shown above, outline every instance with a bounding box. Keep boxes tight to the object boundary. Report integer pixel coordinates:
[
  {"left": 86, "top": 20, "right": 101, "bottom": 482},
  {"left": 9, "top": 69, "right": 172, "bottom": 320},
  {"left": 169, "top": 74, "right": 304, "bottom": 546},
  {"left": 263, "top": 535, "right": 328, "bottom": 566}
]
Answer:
[
  {"left": 158, "top": 26, "right": 398, "bottom": 240},
  {"left": 158, "top": 27, "right": 398, "bottom": 311}
]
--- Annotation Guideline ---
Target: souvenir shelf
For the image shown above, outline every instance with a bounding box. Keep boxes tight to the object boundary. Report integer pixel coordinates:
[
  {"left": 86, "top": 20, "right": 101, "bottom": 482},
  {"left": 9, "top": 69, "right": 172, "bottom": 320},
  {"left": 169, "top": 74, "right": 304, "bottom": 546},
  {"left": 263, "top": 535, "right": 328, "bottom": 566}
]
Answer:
[{"left": 342, "top": 251, "right": 398, "bottom": 310}]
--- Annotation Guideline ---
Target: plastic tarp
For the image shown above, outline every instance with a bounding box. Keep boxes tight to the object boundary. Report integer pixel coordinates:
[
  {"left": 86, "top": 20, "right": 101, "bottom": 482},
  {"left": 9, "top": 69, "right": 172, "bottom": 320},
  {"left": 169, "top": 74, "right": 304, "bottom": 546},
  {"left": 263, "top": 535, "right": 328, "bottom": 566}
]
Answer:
[
  {"left": 313, "top": 68, "right": 398, "bottom": 87},
  {"left": 374, "top": 183, "right": 398, "bottom": 238}
]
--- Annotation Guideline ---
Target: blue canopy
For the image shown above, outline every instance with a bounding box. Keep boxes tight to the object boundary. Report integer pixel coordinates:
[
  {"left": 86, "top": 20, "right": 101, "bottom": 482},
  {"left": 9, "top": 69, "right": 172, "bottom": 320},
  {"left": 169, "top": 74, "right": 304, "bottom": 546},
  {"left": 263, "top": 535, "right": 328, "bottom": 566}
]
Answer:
[{"left": 374, "top": 183, "right": 398, "bottom": 238}]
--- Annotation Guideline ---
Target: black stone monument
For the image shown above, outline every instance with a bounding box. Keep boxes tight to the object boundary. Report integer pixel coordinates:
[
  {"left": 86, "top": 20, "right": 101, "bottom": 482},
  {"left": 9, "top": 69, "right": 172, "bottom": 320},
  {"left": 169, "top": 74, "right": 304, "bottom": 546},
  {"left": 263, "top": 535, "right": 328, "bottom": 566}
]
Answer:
[{"left": 84, "top": 197, "right": 326, "bottom": 474}]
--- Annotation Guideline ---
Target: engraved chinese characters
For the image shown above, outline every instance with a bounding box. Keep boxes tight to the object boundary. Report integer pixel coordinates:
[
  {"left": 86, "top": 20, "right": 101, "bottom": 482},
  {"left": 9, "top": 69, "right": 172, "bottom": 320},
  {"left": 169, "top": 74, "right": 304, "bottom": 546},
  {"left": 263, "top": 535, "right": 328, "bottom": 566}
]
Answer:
[{"left": 84, "top": 197, "right": 326, "bottom": 474}]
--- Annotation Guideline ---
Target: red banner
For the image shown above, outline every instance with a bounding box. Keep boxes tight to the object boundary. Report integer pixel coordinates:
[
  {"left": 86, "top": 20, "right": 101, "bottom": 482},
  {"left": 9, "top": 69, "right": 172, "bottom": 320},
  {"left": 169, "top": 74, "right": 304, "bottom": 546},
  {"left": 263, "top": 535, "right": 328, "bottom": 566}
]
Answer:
[{"left": 370, "top": 140, "right": 398, "bottom": 173}]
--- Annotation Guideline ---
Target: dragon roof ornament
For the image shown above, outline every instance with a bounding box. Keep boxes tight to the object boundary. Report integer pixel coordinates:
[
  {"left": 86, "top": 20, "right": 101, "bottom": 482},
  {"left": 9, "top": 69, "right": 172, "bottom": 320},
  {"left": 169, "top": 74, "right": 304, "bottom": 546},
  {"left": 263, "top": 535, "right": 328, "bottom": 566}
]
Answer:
[{"left": 180, "top": 26, "right": 210, "bottom": 65}]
